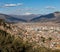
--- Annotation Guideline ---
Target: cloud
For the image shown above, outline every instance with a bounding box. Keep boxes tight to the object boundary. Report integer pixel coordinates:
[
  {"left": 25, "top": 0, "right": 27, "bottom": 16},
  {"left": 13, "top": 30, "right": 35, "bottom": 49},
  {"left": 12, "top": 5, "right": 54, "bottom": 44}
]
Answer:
[
  {"left": 24, "top": 12, "right": 32, "bottom": 15},
  {"left": 0, "top": 3, "right": 23, "bottom": 8},
  {"left": 4, "top": 3, "right": 23, "bottom": 7},
  {"left": 45, "top": 6, "right": 56, "bottom": 9}
]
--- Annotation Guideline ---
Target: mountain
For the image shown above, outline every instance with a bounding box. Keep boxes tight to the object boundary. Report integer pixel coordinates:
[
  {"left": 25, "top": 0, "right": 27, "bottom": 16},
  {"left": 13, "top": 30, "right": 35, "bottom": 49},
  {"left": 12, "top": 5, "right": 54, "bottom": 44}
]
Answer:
[
  {"left": 0, "top": 13, "right": 27, "bottom": 22},
  {"left": 31, "top": 12, "right": 60, "bottom": 23},
  {"left": 0, "top": 12, "right": 60, "bottom": 23},
  {"left": 11, "top": 14, "right": 41, "bottom": 21}
]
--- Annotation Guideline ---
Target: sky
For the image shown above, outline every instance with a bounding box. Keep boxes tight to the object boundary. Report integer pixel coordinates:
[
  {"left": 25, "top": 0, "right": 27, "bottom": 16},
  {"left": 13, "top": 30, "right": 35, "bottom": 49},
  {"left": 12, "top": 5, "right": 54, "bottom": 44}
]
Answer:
[{"left": 0, "top": 0, "right": 60, "bottom": 15}]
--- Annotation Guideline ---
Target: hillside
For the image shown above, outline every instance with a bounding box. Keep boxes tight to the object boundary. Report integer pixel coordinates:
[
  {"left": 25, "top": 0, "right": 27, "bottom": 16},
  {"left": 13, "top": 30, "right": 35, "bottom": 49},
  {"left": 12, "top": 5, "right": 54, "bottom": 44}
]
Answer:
[
  {"left": 0, "top": 12, "right": 60, "bottom": 23},
  {"left": 11, "top": 14, "right": 40, "bottom": 21},
  {"left": 0, "top": 14, "right": 27, "bottom": 22},
  {"left": 31, "top": 12, "right": 60, "bottom": 23},
  {"left": 0, "top": 19, "right": 60, "bottom": 52}
]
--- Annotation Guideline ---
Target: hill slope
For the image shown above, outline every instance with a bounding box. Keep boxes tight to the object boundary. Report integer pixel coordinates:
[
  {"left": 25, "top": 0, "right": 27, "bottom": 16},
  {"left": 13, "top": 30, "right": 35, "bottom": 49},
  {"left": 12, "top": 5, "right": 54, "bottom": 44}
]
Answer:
[
  {"left": 31, "top": 12, "right": 60, "bottom": 23},
  {"left": 11, "top": 14, "right": 40, "bottom": 21},
  {"left": 0, "top": 14, "right": 27, "bottom": 22}
]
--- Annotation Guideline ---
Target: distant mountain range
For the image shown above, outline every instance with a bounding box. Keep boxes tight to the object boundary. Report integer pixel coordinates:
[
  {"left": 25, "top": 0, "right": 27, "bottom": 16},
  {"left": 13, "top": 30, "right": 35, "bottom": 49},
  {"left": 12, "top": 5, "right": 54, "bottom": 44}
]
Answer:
[
  {"left": 0, "top": 13, "right": 27, "bottom": 22},
  {"left": 0, "top": 12, "right": 60, "bottom": 23},
  {"left": 11, "top": 14, "right": 40, "bottom": 21},
  {"left": 31, "top": 12, "right": 60, "bottom": 23}
]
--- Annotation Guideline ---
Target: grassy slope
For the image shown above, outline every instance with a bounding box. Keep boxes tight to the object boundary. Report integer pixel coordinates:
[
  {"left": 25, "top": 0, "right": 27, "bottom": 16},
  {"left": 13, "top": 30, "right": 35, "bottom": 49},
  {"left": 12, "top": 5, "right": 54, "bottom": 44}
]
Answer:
[
  {"left": 0, "top": 19, "right": 60, "bottom": 52},
  {"left": 0, "top": 30, "right": 60, "bottom": 52}
]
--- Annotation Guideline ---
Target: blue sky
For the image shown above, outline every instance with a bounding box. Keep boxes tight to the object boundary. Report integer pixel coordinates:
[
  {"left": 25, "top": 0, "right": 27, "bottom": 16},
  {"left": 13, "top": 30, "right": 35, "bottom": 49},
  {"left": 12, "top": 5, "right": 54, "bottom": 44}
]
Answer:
[{"left": 0, "top": 0, "right": 60, "bottom": 15}]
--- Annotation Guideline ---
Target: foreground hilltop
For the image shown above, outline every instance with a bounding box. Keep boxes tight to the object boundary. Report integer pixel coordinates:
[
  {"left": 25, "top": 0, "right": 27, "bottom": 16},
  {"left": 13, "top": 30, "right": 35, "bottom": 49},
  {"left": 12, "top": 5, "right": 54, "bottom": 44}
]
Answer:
[
  {"left": 0, "top": 19, "right": 60, "bottom": 52},
  {"left": 0, "top": 19, "right": 24, "bottom": 35}
]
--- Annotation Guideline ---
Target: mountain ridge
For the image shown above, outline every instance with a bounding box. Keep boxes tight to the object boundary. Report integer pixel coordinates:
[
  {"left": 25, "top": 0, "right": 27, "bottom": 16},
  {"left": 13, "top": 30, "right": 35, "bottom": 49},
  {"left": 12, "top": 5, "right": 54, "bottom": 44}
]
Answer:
[
  {"left": 30, "top": 12, "right": 60, "bottom": 23},
  {"left": 0, "top": 11, "right": 60, "bottom": 23},
  {"left": 0, "top": 14, "right": 27, "bottom": 23}
]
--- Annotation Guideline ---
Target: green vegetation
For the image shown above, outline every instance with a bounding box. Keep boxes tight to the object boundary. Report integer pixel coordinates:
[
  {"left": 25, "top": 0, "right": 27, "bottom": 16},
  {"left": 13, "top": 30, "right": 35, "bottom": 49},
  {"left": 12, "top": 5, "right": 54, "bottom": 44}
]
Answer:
[
  {"left": 48, "top": 37, "right": 52, "bottom": 41},
  {"left": 0, "top": 30, "right": 23, "bottom": 52},
  {"left": 41, "top": 36, "right": 46, "bottom": 43},
  {"left": 0, "top": 30, "right": 60, "bottom": 52},
  {"left": 0, "top": 19, "right": 11, "bottom": 29}
]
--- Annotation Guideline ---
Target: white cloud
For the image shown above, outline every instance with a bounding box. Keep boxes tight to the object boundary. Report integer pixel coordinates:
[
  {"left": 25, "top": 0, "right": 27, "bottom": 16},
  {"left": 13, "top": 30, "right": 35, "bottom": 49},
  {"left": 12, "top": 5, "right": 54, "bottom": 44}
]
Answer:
[
  {"left": 17, "top": 3, "right": 23, "bottom": 6},
  {"left": 4, "top": 4, "right": 17, "bottom": 7},
  {"left": 45, "top": 6, "right": 56, "bottom": 9},
  {"left": 0, "top": 3, "right": 23, "bottom": 8},
  {"left": 24, "top": 12, "right": 32, "bottom": 15}
]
